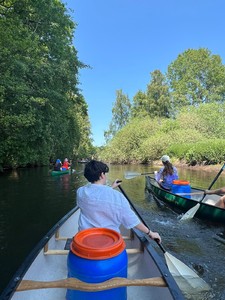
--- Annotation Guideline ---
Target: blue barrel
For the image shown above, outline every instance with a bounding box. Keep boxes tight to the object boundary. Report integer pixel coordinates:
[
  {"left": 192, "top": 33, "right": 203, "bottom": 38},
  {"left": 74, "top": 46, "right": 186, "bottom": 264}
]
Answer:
[
  {"left": 66, "top": 228, "right": 128, "bottom": 300},
  {"left": 171, "top": 180, "right": 191, "bottom": 199}
]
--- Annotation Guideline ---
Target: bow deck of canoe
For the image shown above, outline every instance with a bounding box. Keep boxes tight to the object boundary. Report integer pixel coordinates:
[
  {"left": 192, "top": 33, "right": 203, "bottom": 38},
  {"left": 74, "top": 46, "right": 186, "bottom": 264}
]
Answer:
[
  {"left": 145, "top": 175, "right": 225, "bottom": 223},
  {"left": 1, "top": 206, "right": 185, "bottom": 300}
]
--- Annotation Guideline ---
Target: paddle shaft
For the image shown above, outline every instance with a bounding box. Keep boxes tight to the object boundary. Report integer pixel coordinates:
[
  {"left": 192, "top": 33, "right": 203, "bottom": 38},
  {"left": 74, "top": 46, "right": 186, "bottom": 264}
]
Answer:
[
  {"left": 17, "top": 277, "right": 166, "bottom": 292},
  {"left": 180, "top": 162, "right": 225, "bottom": 220},
  {"left": 140, "top": 172, "right": 155, "bottom": 175},
  {"left": 208, "top": 162, "right": 225, "bottom": 190},
  {"left": 118, "top": 186, "right": 167, "bottom": 254},
  {"left": 118, "top": 185, "right": 208, "bottom": 291}
]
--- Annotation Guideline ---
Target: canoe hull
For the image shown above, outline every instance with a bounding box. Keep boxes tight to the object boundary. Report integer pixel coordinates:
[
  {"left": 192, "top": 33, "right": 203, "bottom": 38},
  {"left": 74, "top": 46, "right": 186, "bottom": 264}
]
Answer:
[
  {"left": 51, "top": 169, "right": 74, "bottom": 176},
  {"left": 1, "top": 206, "right": 184, "bottom": 300},
  {"left": 145, "top": 176, "right": 225, "bottom": 224}
]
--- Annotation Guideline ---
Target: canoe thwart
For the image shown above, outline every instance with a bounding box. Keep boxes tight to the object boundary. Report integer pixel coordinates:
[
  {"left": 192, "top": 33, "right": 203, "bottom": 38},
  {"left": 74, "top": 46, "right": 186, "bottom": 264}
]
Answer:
[
  {"left": 43, "top": 249, "right": 143, "bottom": 255},
  {"left": 16, "top": 276, "right": 167, "bottom": 292}
]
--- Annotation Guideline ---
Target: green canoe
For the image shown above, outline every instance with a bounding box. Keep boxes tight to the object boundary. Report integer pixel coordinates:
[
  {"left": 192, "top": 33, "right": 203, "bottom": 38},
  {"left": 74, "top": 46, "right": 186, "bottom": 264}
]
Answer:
[
  {"left": 51, "top": 169, "right": 74, "bottom": 176},
  {"left": 145, "top": 176, "right": 225, "bottom": 224}
]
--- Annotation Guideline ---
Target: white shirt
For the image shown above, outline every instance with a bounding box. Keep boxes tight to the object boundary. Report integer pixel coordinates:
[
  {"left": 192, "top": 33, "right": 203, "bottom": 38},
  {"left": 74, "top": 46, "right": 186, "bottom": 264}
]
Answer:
[{"left": 77, "top": 183, "right": 140, "bottom": 232}]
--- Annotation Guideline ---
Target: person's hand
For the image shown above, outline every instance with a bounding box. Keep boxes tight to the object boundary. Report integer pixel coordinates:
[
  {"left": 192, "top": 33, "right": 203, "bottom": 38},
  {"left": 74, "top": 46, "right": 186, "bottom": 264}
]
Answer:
[
  {"left": 111, "top": 179, "right": 122, "bottom": 189},
  {"left": 148, "top": 231, "right": 161, "bottom": 243}
]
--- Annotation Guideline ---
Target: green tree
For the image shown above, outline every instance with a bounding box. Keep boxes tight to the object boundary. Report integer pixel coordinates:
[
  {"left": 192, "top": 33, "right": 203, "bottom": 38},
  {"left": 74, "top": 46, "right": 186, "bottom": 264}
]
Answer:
[
  {"left": 73, "top": 94, "right": 95, "bottom": 159},
  {"left": 0, "top": 0, "right": 88, "bottom": 168},
  {"left": 167, "top": 48, "right": 225, "bottom": 111},
  {"left": 131, "top": 90, "right": 147, "bottom": 118},
  {"left": 146, "top": 70, "right": 171, "bottom": 118},
  {"left": 104, "top": 89, "right": 131, "bottom": 142}
]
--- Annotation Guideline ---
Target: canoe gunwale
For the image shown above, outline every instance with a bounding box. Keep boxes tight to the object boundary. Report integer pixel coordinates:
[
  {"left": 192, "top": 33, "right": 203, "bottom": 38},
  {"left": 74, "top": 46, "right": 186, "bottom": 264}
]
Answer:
[
  {"left": 133, "top": 229, "right": 184, "bottom": 300},
  {"left": 0, "top": 207, "right": 79, "bottom": 300}
]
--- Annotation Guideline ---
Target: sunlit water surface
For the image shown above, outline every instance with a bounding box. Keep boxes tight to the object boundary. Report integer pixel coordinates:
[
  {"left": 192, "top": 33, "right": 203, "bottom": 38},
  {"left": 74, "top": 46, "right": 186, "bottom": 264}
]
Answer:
[{"left": 0, "top": 163, "right": 225, "bottom": 299}]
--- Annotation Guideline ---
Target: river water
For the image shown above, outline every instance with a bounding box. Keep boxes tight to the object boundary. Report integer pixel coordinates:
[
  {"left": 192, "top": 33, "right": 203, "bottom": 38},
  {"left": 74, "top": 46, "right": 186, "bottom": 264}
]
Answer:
[{"left": 0, "top": 163, "right": 225, "bottom": 299}]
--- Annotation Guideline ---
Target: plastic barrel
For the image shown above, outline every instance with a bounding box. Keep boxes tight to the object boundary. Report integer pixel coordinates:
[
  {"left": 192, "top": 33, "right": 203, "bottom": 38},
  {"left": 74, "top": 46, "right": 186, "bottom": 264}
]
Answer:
[
  {"left": 66, "top": 228, "right": 128, "bottom": 300},
  {"left": 171, "top": 180, "right": 191, "bottom": 199}
]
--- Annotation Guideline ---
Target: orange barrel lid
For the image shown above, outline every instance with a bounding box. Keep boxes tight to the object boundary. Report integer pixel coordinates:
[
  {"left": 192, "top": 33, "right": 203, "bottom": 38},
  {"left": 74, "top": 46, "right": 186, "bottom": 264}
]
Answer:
[
  {"left": 70, "top": 228, "right": 126, "bottom": 260},
  {"left": 172, "top": 180, "right": 190, "bottom": 185}
]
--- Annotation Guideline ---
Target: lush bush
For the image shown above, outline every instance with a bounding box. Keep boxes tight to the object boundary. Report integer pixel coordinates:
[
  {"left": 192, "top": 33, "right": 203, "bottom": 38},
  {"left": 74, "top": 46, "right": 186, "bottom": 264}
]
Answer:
[
  {"left": 100, "top": 103, "right": 225, "bottom": 165},
  {"left": 100, "top": 117, "right": 160, "bottom": 163},
  {"left": 185, "top": 139, "right": 225, "bottom": 165}
]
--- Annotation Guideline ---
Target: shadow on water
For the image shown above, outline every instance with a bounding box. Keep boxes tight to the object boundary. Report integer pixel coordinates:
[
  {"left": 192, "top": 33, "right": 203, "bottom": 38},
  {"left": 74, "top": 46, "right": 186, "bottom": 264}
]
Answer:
[{"left": 0, "top": 163, "right": 225, "bottom": 299}]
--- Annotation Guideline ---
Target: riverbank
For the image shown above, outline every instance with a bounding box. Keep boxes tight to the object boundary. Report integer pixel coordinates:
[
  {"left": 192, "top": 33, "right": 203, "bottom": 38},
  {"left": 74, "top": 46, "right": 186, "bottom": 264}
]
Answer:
[{"left": 154, "top": 160, "right": 223, "bottom": 173}]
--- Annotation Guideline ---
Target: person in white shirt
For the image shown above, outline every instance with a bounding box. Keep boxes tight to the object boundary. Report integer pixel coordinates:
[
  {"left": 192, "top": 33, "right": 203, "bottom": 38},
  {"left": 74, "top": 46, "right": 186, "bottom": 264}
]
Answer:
[{"left": 77, "top": 160, "right": 161, "bottom": 243}]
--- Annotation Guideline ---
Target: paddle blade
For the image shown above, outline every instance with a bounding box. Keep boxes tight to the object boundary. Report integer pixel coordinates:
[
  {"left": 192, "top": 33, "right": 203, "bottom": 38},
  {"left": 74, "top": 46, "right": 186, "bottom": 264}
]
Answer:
[
  {"left": 180, "top": 203, "right": 200, "bottom": 221},
  {"left": 124, "top": 171, "right": 154, "bottom": 179},
  {"left": 124, "top": 171, "right": 141, "bottom": 179},
  {"left": 164, "top": 252, "right": 210, "bottom": 293}
]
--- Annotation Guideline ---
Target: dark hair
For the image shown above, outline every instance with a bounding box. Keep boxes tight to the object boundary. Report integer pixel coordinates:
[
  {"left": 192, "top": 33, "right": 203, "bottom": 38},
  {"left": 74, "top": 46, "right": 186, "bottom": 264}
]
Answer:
[
  {"left": 84, "top": 160, "right": 109, "bottom": 183},
  {"left": 162, "top": 161, "right": 174, "bottom": 177}
]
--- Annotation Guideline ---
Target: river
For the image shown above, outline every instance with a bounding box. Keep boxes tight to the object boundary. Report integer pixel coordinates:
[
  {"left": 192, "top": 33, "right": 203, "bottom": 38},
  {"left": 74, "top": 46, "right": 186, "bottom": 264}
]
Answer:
[{"left": 0, "top": 163, "right": 225, "bottom": 299}]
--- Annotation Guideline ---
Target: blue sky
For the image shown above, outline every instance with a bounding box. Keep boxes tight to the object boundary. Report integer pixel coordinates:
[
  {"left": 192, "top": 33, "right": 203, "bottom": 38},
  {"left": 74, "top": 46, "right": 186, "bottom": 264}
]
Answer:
[{"left": 63, "top": 0, "right": 225, "bottom": 146}]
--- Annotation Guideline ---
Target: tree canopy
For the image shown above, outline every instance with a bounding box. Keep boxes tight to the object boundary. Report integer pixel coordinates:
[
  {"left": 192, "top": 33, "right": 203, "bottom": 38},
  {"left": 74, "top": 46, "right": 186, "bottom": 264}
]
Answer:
[
  {"left": 167, "top": 48, "right": 225, "bottom": 110},
  {"left": 0, "top": 0, "right": 93, "bottom": 169}
]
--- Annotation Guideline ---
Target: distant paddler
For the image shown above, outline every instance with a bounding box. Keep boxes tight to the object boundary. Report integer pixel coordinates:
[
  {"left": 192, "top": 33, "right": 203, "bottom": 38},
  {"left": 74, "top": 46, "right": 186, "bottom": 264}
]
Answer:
[{"left": 62, "top": 158, "right": 70, "bottom": 170}]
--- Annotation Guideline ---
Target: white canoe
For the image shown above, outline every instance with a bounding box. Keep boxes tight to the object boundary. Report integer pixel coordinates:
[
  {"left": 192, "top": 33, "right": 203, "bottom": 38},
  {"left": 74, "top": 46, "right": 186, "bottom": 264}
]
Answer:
[{"left": 1, "top": 206, "right": 184, "bottom": 300}]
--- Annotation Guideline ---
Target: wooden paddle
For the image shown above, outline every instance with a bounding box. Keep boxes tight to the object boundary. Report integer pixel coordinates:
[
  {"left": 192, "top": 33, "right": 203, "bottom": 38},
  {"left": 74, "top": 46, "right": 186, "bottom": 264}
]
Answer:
[
  {"left": 16, "top": 277, "right": 166, "bottom": 291},
  {"left": 118, "top": 185, "right": 210, "bottom": 292},
  {"left": 180, "top": 162, "right": 225, "bottom": 221},
  {"left": 124, "top": 171, "right": 154, "bottom": 180}
]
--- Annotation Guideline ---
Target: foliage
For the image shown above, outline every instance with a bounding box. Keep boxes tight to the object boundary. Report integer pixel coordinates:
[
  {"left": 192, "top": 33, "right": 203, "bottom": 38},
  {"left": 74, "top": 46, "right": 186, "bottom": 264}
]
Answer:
[
  {"left": 73, "top": 94, "right": 96, "bottom": 159},
  {"left": 104, "top": 89, "right": 131, "bottom": 142},
  {"left": 167, "top": 48, "right": 225, "bottom": 111},
  {"left": 101, "top": 103, "right": 225, "bottom": 164},
  {"left": 0, "top": 0, "right": 91, "bottom": 169},
  {"left": 131, "top": 70, "right": 171, "bottom": 119},
  {"left": 146, "top": 70, "right": 171, "bottom": 118},
  {"left": 131, "top": 90, "right": 147, "bottom": 118},
  {"left": 101, "top": 117, "right": 159, "bottom": 163},
  {"left": 185, "top": 139, "right": 225, "bottom": 165},
  {"left": 138, "top": 128, "right": 203, "bottom": 162}
]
